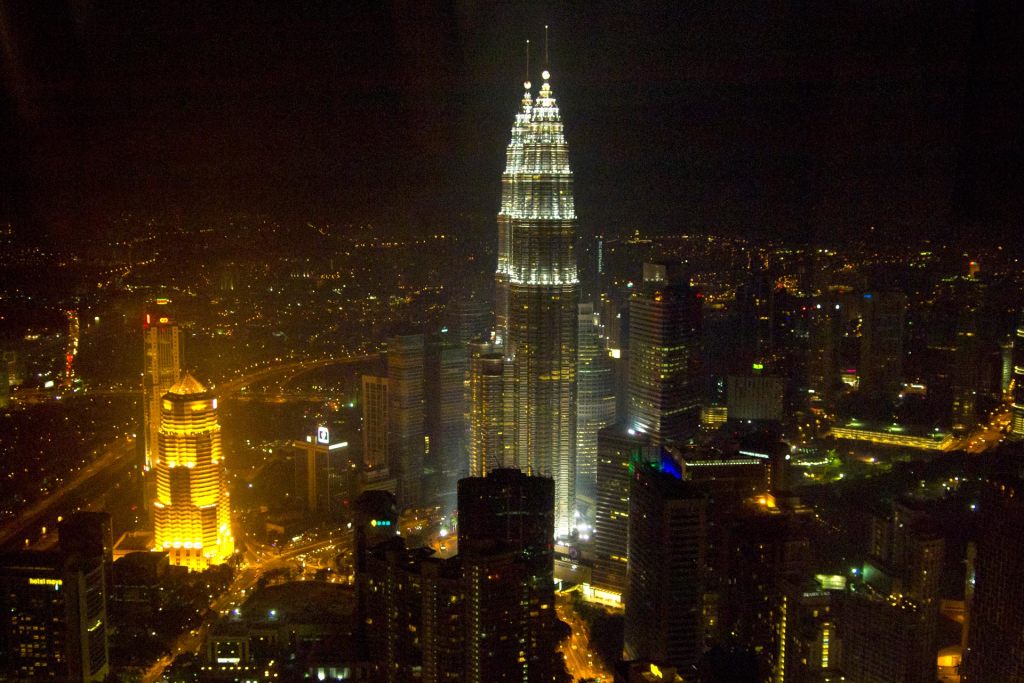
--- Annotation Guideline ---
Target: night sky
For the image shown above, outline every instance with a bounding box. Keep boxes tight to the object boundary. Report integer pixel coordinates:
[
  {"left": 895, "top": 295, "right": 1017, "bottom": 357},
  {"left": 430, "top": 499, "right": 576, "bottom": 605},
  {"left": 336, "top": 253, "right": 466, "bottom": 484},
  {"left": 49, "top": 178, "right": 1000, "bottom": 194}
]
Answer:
[{"left": 1, "top": 1, "right": 1022, "bottom": 245}]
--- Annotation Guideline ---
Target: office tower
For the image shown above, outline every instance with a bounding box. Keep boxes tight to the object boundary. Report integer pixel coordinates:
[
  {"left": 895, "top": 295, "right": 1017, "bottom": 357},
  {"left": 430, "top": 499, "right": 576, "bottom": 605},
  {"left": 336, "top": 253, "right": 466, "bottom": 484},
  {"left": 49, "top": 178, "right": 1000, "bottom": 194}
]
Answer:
[
  {"left": 386, "top": 333, "right": 425, "bottom": 508},
  {"left": 727, "top": 370, "right": 784, "bottom": 423},
  {"left": 152, "top": 374, "right": 233, "bottom": 570},
  {"left": 628, "top": 262, "right": 703, "bottom": 445},
  {"left": 293, "top": 425, "right": 349, "bottom": 517},
  {"left": 142, "top": 299, "right": 182, "bottom": 471},
  {"left": 858, "top": 291, "right": 906, "bottom": 400},
  {"left": 58, "top": 511, "right": 115, "bottom": 596},
  {"left": 577, "top": 303, "right": 617, "bottom": 498},
  {"left": 361, "top": 374, "right": 390, "bottom": 468},
  {"left": 962, "top": 479, "right": 1024, "bottom": 680},
  {"left": 624, "top": 462, "right": 708, "bottom": 672},
  {"left": 591, "top": 425, "right": 658, "bottom": 601},
  {"left": 1012, "top": 319, "right": 1024, "bottom": 439},
  {"left": 468, "top": 350, "right": 505, "bottom": 477},
  {"left": 500, "top": 71, "right": 580, "bottom": 536},
  {"left": 841, "top": 500, "right": 943, "bottom": 683},
  {"left": 426, "top": 338, "right": 469, "bottom": 505},
  {"left": 458, "top": 469, "right": 561, "bottom": 683},
  {"left": 0, "top": 551, "right": 109, "bottom": 681}
]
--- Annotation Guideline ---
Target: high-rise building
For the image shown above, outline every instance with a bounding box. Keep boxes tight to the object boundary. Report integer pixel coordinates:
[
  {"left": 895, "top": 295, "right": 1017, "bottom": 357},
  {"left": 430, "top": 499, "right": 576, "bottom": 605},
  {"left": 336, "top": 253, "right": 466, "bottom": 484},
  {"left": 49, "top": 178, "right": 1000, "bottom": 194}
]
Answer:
[
  {"left": 458, "top": 469, "right": 561, "bottom": 683},
  {"left": 840, "top": 500, "right": 943, "bottom": 683},
  {"left": 577, "top": 303, "right": 617, "bottom": 499},
  {"left": 142, "top": 299, "right": 182, "bottom": 471},
  {"left": 0, "top": 550, "right": 109, "bottom": 681},
  {"left": 386, "top": 333, "right": 425, "bottom": 509},
  {"left": 962, "top": 478, "right": 1024, "bottom": 680},
  {"left": 468, "top": 349, "right": 505, "bottom": 477},
  {"left": 357, "top": 472, "right": 563, "bottom": 683},
  {"left": 500, "top": 72, "right": 580, "bottom": 535},
  {"left": 623, "top": 462, "right": 708, "bottom": 672},
  {"left": 426, "top": 338, "right": 469, "bottom": 506},
  {"left": 727, "top": 369, "right": 784, "bottom": 423},
  {"left": 1011, "top": 319, "right": 1024, "bottom": 439},
  {"left": 591, "top": 425, "right": 658, "bottom": 602},
  {"left": 293, "top": 425, "right": 350, "bottom": 517},
  {"left": 627, "top": 262, "right": 703, "bottom": 445},
  {"left": 361, "top": 374, "right": 390, "bottom": 468},
  {"left": 858, "top": 291, "right": 906, "bottom": 400},
  {"left": 152, "top": 374, "right": 233, "bottom": 570}
]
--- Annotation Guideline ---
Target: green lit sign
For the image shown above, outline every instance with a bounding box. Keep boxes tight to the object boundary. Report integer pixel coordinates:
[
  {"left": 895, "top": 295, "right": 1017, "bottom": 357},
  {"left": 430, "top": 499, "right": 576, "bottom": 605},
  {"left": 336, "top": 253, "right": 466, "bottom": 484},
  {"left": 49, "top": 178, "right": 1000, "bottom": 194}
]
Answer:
[{"left": 752, "top": 362, "right": 764, "bottom": 371}]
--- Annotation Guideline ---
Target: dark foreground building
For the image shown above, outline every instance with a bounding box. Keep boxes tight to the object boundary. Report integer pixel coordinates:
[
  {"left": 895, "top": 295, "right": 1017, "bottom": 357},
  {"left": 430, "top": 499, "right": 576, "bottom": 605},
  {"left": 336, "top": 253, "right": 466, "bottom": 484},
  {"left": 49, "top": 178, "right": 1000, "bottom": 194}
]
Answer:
[
  {"left": 357, "top": 470, "right": 567, "bottom": 683},
  {"left": 0, "top": 551, "right": 109, "bottom": 681}
]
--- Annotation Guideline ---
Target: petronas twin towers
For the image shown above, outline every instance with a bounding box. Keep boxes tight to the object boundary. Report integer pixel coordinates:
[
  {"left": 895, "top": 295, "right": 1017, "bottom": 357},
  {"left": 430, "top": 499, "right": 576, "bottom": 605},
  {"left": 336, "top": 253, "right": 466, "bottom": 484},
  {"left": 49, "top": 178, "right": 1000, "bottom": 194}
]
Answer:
[{"left": 494, "top": 69, "right": 579, "bottom": 535}]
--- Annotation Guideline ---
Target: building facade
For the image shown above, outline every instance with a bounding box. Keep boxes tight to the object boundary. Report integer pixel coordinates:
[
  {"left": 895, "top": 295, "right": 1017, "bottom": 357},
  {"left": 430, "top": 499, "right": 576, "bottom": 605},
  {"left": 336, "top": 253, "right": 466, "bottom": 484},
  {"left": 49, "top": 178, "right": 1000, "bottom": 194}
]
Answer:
[
  {"left": 152, "top": 374, "right": 233, "bottom": 570},
  {"left": 386, "top": 334, "right": 425, "bottom": 509},
  {"left": 142, "top": 299, "right": 181, "bottom": 471},
  {"left": 499, "top": 73, "right": 580, "bottom": 535},
  {"left": 577, "top": 303, "right": 617, "bottom": 499},
  {"left": 361, "top": 374, "right": 390, "bottom": 469},
  {"left": 0, "top": 551, "right": 109, "bottom": 681},
  {"left": 627, "top": 262, "right": 703, "bottom": 445},
  {"left": 623, "top": 463, "right": 708, "bottom": 672},
  {"left": 468, "top": 349, "right": 505, "bottom": 477}
]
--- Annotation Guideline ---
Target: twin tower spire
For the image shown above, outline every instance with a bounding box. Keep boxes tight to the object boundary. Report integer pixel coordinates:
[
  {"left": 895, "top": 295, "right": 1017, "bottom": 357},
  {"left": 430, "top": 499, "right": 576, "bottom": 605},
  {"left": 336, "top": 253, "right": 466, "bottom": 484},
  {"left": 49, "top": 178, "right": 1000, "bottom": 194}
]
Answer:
[{"left": 494, "top": 25, "right": 580, "bottom": 536}]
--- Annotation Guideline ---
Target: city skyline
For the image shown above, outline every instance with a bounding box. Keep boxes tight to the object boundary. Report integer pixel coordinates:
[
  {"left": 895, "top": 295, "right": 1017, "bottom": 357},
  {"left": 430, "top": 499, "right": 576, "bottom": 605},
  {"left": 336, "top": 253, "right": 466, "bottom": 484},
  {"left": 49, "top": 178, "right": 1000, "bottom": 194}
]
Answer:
[{"left": 0, "top": 6, "right": 1023, "bottom": 682}]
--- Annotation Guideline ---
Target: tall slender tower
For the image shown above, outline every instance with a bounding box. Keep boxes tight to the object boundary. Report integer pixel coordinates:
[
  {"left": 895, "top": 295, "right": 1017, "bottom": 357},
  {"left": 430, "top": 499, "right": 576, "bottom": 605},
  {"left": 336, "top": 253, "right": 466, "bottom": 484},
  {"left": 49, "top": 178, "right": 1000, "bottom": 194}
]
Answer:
[
  {"left": 142, "top": 299, "right": 181, "bottom": 471},
  {"left": 152, "top": 374, "right": 233, "bottom": 571},
  {"left": 502, "top": 69, "right": 579, "bottom": 535}
]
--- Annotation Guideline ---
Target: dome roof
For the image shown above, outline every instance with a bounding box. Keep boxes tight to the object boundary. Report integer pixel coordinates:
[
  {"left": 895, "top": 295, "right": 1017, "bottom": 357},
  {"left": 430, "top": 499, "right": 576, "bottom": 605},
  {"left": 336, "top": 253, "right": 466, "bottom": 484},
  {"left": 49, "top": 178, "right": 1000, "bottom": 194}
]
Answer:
[{"left": 167, "top": 373, "right": 207, "bottom": 396}]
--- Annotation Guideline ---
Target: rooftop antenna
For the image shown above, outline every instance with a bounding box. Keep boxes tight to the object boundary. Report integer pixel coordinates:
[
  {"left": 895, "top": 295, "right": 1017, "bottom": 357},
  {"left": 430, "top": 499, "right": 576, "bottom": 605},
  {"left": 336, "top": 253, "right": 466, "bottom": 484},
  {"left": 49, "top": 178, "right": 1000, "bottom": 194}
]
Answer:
[
  {"left": 525, "top": 39, "right": 530, "bottom": 83},
  {"left": 544, "top": 25, "right": 549, "bottom": 67}
]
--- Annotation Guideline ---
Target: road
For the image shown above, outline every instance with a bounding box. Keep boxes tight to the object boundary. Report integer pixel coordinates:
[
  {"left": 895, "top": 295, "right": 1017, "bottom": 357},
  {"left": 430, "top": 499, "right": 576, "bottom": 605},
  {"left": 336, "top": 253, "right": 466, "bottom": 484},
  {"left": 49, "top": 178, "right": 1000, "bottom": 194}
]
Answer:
[
  {"left": 0, "top": 435, "right": 138, "bottom": 550},
  {"left": 143, "top": 533, "right": 352, "bottom": 682},
  {"left": 962, "top": 405, "right": 1011, "bottom": 454},
  {"left": 556, "top": 592, "right": 611, "bottom": 683}
]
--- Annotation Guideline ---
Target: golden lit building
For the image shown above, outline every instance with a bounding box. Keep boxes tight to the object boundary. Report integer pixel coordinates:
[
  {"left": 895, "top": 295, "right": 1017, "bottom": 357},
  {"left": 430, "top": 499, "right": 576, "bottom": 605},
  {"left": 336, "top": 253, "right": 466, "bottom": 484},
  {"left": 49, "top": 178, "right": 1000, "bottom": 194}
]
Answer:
[{"left": 153, "top": 374, "right": 233, "bottom": 570}]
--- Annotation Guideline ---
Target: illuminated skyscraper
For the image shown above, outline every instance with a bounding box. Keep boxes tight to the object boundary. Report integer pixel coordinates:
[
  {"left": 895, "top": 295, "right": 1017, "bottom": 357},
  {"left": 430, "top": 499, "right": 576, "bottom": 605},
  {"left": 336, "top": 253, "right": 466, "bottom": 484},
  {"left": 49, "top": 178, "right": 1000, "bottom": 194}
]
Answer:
[
  {"left": 1011, "top": 319, "right": 1024, "bottom": 439},
  {"left": 576, "top": 303, "right": 616, "bottom": 498},
  {"left": 468, "top": 349, "right": 505, "bottom": 477},
  {"left": 361, "top": 374, "right": 390, "bottom": 468},
  {"left": 142, "top": 299, "right": 181, "bottom": 471},
  {"left": 152, "top": 374, "right": 233, "bottom": 570},
  {"left": 501, "top": 70, "right": 580, "bottom": 535},
  {"left": 628, "top": 262, "right": 703, "bottom": 445}
]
